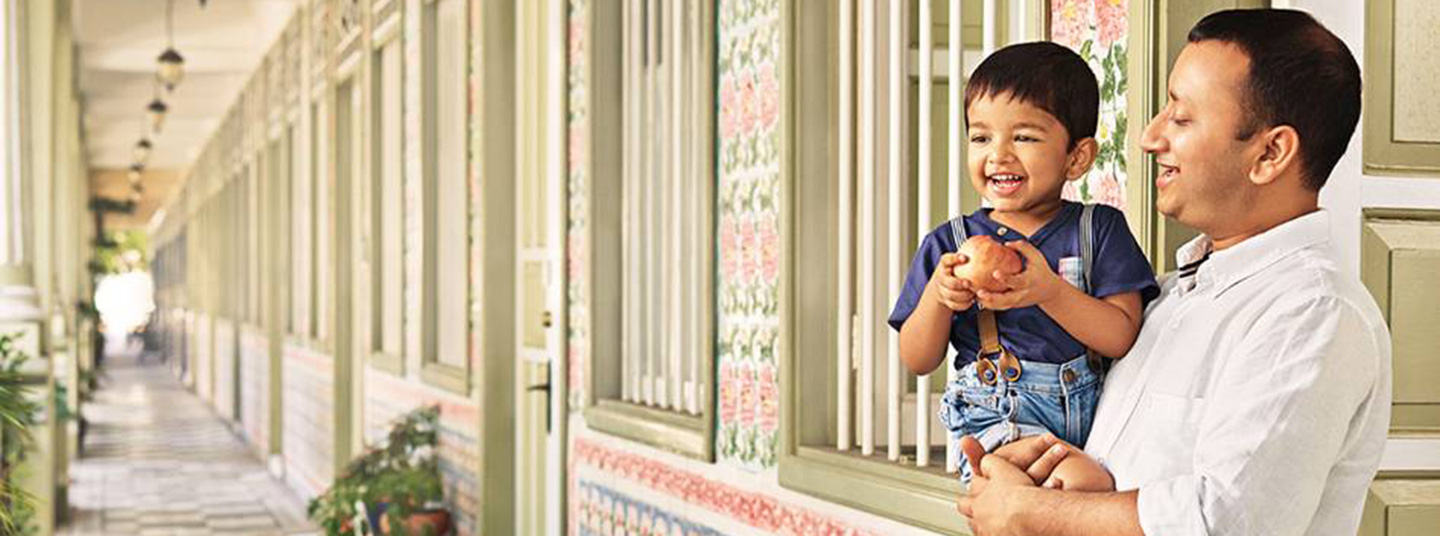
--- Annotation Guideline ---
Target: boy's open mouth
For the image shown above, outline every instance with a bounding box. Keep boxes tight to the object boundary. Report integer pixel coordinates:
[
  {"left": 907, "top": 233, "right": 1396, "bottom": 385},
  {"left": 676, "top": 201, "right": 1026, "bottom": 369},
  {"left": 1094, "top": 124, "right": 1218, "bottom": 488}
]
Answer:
[{"left": 987, "top": 173, "right": 1026, "bottom": 197}]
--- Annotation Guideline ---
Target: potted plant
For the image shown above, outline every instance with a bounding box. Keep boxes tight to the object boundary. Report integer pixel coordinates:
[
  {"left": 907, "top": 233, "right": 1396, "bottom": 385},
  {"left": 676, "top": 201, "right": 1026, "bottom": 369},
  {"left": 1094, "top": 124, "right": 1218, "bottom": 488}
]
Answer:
[
  {"left": 308, "top": 406, "right": 450, "bottom": 535},
  {"left": 0, "top": 332, "right": 41, "bottom": 535}
]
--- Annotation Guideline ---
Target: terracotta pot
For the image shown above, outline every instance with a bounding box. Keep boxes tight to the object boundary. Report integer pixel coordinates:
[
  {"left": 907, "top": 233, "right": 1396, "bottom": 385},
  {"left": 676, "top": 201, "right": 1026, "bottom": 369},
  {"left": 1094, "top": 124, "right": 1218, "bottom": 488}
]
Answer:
[{"left": 379, "top": 508, "right": 452, "bottom": 536}]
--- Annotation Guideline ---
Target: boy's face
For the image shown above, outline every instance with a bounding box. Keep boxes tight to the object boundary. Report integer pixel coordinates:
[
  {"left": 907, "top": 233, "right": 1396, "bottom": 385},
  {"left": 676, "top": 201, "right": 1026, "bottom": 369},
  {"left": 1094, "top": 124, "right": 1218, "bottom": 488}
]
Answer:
[{"left": 966, "top": 94, "right": 1089, "bottom": 218}]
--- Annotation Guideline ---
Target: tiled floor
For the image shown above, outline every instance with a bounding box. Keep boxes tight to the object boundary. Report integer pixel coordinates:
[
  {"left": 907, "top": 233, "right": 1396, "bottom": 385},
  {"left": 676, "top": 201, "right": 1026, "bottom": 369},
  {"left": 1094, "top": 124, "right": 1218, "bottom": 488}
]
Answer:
[{"left": 60, "top": 343, "right": 317, "bottom": 535}]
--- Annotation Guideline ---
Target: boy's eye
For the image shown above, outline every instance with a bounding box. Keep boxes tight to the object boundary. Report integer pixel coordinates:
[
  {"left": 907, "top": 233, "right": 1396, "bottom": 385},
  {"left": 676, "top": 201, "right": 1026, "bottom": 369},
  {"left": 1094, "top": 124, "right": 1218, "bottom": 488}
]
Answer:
[
  {"left": 1171, "top": 117, "right": 1190, "bottom": 126},
  {"left": 1015, "top": 135, "right": 1039, "bottom": 142},
  {"left": 969, "top": 135, "right": 990, "bottom": 144}
]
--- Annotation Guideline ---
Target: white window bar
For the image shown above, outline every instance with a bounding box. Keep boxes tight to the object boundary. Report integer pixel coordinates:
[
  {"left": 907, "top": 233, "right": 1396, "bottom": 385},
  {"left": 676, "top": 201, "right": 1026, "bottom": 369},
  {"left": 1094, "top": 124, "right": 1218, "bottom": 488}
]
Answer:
[
  {"left": 666, "top": 0, "right": 683, "bottom": 412},
  {"left": 915, "top": 0, "right": 934, "bottom": 469},
  {"left": 886, "top": 0, "right": 906, "bottom": 463},
  {"left": 686, "top": 0, "right": 703, "bottom": 416},
  {"left": 643, "top": 0, "right": 658, "bottom": 408},
  {"left": 835, "top": 0, "right": 1006, "bottom": 474},
  {"left": 946, "top": 0, "right": 964, "bottom": 475},
  {"left": 619, "top": 0, "right": 704, "bottom": 416},
  {"left": 621, "top": 0, "right": 638, "bottom": 404},
  {"left": 836, "top": 0, "right": 854, "bottom": 453},
  {"left": 858, "top": 0, "right": 878, "bottom": 457},
  {"left": 983, "top": 0, "right": 999, "bottom": 56}
]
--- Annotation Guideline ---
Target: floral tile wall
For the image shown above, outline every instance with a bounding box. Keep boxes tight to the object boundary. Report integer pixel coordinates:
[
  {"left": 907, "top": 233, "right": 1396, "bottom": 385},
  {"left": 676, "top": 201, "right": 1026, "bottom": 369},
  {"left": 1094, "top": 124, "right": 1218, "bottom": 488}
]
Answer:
[
  {"left": 1052, "top": 0, "right": 1130, "bottom": 210},
  {"left": 567, "top": 0, "right": 590, "bottom": 410},
  {"left": 715, "top": 0, "right": 783, "bottom": 471}
]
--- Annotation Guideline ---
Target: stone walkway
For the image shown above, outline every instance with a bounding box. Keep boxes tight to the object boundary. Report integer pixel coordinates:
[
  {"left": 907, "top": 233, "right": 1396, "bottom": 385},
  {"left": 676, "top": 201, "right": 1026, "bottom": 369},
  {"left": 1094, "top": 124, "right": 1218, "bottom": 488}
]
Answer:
[{"left": 60, "top": 342, "right": 317, "bottom": 535}]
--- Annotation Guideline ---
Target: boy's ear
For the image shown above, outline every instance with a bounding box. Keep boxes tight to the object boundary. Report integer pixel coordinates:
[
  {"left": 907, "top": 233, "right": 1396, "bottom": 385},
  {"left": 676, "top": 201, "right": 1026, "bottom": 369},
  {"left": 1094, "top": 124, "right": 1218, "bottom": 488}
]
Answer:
[{"left": 1064, "top": 137, "right": 1099, "bottom": 181}]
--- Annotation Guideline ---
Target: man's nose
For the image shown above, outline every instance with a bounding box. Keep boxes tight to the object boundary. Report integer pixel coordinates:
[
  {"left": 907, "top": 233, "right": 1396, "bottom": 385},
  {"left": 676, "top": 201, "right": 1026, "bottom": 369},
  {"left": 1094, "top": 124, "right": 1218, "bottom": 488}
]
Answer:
[{"left": 1139, "top": 113, "right": 1166, "bottom": 154}]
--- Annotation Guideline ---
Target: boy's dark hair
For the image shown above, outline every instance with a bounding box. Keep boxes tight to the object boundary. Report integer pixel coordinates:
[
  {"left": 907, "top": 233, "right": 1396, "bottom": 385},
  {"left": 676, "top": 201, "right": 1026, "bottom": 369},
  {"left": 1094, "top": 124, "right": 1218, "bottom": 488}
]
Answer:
[
  {"left": 1188, "top": 9, "right": 1361, "bottom": 191},
  {"left": 964, "top": 41, "right": 1098, "bottom": 150}
]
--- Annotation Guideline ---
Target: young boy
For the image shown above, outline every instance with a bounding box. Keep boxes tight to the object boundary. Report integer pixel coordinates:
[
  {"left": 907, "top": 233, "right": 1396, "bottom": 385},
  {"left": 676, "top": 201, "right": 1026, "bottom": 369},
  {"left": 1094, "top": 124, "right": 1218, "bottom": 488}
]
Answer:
[{"left": 888, "top": 42, "right": 1158, "bottom": 489}]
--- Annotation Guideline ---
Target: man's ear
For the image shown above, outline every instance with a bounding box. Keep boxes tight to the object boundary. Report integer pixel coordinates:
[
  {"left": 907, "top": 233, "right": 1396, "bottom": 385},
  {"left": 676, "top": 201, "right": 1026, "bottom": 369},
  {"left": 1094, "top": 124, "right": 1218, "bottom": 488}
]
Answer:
[
  {"left": 1065, "top": 137, "right": 1099, "bottom": 181},
  {"left": 1249, "top": 125, "right": 1300, "bottom": 186}
]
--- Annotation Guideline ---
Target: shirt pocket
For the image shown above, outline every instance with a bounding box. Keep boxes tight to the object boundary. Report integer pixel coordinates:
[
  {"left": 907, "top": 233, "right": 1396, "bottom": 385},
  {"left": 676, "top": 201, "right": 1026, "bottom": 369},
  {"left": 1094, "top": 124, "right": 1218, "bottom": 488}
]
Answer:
[
  {"left": 1133, "top": 392, "right": 1205, "bottom": 479},
  {"left": 1058, "top": 256, "right": 1084, "bottom": 290}
]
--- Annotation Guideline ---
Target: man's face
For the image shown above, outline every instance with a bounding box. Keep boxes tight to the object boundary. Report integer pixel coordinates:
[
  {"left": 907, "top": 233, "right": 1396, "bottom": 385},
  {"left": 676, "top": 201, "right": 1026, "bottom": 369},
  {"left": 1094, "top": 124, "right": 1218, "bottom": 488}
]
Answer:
[{"left": 1140, "top": 41, "right": 1264, "bottom": 231}]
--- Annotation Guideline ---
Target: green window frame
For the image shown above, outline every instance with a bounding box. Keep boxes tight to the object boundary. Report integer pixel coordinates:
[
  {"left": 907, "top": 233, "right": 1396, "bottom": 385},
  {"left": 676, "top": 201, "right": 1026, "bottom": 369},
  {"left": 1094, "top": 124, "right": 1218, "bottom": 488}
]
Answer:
[
  {"left": 419, "top": 0, "right": 471, "bottom": 394},
  {"left": 580, "top": 0, "right": 719, "bottom": 462},
  {"left": 1363, "top": 0, "right": 1440, "bottom": 177},
  {"left": 369, "top": 8, "right": 405, "bottom": 375}
]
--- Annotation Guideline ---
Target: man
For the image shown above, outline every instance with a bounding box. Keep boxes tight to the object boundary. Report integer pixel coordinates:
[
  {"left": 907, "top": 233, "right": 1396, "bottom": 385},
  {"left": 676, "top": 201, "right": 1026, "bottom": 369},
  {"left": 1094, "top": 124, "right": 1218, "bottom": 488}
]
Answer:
[{"left": 956, "top": 9, "right": 1392, "bottom": 536}]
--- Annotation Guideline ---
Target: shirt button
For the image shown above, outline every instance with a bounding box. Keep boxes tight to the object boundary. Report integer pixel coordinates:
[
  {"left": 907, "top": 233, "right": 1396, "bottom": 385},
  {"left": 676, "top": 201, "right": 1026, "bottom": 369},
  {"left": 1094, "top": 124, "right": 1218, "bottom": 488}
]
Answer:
[{"left": 997, "top": 227, "right": 1008, "bottom": 235}]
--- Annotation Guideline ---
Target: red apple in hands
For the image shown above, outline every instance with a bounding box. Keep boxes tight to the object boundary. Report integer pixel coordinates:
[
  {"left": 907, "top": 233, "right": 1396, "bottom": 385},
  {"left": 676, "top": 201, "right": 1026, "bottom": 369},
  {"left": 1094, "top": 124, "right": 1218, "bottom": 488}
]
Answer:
[{"left": 952, "top": 235, "right": 1023, "bottom": 292}]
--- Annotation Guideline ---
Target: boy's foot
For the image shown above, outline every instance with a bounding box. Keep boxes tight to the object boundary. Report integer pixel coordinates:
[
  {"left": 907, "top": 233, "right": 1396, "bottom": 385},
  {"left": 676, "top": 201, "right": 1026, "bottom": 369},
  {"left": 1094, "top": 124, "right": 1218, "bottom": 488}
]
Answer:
[{"left": 959, "top": 435, "right": 987, "bottom": 477}]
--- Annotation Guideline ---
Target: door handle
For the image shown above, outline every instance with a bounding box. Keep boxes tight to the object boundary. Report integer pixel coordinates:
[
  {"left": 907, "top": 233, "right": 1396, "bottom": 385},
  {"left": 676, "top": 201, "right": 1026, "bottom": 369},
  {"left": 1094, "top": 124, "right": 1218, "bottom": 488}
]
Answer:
[
  {"left": 528, "top": 362, "right": 552, "bottom": 434},
  {"left": 541, "top": 310, "right": 553, "bottom": 328}
]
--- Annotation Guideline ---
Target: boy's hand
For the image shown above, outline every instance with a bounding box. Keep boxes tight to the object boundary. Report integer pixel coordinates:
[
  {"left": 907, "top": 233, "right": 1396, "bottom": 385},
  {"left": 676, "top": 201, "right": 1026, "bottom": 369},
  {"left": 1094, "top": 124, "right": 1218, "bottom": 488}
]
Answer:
[
  {"left": 975, "top": 241, "right": 1063, "bottom": 310},
  {"left": 927, "top": 253, "right": 976, "bottom": 312}
]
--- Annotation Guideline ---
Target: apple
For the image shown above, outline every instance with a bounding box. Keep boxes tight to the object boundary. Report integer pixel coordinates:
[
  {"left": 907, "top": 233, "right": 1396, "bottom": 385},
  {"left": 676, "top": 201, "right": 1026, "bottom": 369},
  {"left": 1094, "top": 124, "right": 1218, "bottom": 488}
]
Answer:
[{"left": 952, "top": 235, "right": 1023, "bottom": 292}]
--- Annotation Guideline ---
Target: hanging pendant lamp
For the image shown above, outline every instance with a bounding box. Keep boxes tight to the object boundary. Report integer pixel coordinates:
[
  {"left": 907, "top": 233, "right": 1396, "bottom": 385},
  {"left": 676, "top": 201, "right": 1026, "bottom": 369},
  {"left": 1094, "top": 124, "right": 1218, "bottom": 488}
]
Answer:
[
  {"left": 134, "top": 139, "right": 153, "bottom": 165},
  {"left": 157, "top": 0, "right": 186, "bottom": 90},
  {"left": 147, "top": 87, "right": 169, "bottom": 134}
]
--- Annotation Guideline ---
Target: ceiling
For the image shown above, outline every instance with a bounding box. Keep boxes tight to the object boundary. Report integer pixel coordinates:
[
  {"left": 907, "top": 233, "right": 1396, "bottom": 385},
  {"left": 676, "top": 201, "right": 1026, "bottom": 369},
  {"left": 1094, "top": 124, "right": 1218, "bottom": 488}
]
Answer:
[{"left": 75, "top": 0, "right": 298, "bottom": 228}]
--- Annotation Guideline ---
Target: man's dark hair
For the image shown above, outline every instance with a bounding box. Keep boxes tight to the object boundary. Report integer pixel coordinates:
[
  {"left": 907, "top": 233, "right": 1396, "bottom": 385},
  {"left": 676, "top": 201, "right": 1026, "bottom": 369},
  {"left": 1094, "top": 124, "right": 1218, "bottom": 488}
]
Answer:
[
  {"left": 1188, "top": 9, "right": 1361, "bottom": 191},
  {"left": 964, "top": 41, "right": 1098, "bottom": 150}
]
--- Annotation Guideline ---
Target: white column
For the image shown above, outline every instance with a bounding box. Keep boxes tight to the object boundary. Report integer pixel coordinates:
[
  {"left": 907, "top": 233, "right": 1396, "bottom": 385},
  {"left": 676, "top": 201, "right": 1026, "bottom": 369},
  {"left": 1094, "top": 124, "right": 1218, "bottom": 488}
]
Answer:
[{"left": 0, "top": 0, "right": 40, "bottom": 323}]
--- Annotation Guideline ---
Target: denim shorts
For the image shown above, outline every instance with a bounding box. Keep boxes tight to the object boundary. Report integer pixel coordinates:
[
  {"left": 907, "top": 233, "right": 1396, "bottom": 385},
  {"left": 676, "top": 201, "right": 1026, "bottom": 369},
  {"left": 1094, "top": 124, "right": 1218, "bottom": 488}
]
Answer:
[{"left": 938, "top": 354, "right": 1101, "bottom": 481}]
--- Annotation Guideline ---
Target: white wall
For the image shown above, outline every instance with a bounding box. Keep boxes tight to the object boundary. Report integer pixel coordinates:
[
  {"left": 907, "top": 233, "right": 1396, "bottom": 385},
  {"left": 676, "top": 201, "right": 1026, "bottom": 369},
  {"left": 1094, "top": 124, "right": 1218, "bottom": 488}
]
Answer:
[
  {"left": 1292, "top": 0, "right": 1440, "bottom": 274},
  {"left": 1294, "top": 0, "right": 1440, "bottom": 472}
]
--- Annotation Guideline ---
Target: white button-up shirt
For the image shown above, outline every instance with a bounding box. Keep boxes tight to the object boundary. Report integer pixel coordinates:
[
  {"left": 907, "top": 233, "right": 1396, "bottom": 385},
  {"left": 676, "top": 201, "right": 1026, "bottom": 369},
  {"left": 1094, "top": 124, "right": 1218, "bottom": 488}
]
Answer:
[{"left": 1084, "top": 210, "right": 1392, "bottom": 536}]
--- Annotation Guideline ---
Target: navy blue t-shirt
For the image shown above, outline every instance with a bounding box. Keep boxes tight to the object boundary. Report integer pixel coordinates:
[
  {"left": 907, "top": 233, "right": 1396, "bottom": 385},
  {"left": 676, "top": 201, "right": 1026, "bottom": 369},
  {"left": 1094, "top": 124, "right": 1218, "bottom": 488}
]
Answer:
[{"left": 888, "top": 202, "right": 1159, "bottom": 366}]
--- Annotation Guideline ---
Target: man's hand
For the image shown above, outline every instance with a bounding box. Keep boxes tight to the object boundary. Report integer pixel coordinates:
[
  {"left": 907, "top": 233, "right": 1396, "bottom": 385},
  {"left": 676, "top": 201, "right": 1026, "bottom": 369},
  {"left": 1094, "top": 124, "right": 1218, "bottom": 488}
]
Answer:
[
  {"left": 958, "top": 435, "right": 1040, "bottom": 536},
  {"left": 975, "top": 241, "right": 1065, "bottom": 310},
  {"left": 958, "top": 434, "right": 1117, "bottom": 535},
  {"left": 927, "top": 253, "right": 976, "bottom": 311}
]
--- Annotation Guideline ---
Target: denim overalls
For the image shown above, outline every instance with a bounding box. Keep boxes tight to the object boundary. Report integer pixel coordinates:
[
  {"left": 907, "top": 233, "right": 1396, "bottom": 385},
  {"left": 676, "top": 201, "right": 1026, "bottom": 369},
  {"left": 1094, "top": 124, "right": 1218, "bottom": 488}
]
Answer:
[{"left": 938, "top": 205, "right": 1104, "bottom": 482}]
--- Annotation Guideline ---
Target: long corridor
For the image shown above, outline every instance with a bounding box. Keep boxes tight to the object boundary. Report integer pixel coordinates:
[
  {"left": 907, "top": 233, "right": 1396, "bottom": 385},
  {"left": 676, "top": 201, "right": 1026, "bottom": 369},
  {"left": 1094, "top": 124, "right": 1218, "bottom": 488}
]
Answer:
[{"left": 61, "top": 342, "right": 316, "bottom": 535}]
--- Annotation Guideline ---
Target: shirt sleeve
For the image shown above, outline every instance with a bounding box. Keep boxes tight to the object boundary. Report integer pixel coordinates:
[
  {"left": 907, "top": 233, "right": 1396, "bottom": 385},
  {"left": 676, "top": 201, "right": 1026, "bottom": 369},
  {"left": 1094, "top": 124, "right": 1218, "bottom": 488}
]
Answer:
[
  {"left": 1089, "top": 206, "right": 1160, "bottom": 305},
  {"left": 1135, "top": 296, "right": 1383, "bottom": 536},
  {"left": 887, "top": 226, "right": 953, "bottom": 332}
]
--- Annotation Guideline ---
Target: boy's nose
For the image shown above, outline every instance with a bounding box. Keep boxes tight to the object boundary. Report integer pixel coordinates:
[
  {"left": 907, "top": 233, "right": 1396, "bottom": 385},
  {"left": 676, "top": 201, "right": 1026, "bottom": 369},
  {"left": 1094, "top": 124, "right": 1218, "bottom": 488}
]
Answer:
[{"left": 988, "top": 141, "right": 1017, "bottom": 164}]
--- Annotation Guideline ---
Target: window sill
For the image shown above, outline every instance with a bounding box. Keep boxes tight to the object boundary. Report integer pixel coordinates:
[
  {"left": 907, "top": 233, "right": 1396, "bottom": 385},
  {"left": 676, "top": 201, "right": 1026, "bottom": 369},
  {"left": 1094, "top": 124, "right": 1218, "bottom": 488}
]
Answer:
[
  {"left": 369, "top": 350, "right": 404, "bottom": 376},
  {"left": 779, "top": 446, "right": 969, "bottom": 534},
  {"left": 421, "top": 361, "right": 469, "bottom": 395},
  {"left": 584, "top": 399, "right": 714, "bottom": 462}
]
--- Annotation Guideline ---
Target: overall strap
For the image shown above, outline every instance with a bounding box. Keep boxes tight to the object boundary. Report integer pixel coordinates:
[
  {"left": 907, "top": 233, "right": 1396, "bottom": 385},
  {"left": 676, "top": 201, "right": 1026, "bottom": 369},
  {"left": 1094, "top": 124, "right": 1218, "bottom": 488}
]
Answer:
[
  {"left": 949, "top": 216, "right": 969, "bottom": 247},
  {"left": 1079, "top": 204, "right": 1096, "bottom": 295},
  {"left": 1078, "top": 204, "right": 1108, "bottom": 377}
]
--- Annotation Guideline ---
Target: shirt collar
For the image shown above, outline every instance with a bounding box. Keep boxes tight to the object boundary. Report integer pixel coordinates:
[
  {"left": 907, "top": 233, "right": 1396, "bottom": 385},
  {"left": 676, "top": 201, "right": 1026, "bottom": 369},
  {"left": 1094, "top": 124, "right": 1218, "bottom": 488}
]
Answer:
[
  {"left": 972, "top": 202, "right": 1080, "bottom": 245},
  {"left": 1174, "top": 209, "right": 1331, "bottom": 297}
]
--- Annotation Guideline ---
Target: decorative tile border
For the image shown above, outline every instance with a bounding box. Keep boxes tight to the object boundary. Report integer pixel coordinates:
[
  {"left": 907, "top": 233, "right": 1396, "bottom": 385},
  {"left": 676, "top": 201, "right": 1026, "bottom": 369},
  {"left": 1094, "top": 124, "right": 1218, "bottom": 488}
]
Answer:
[
  {"left": 571, "top": 437, "right": 879, "bottom": 536},
  {"left": 574, "top": 481, "right": 726, "bottom": 536}
]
